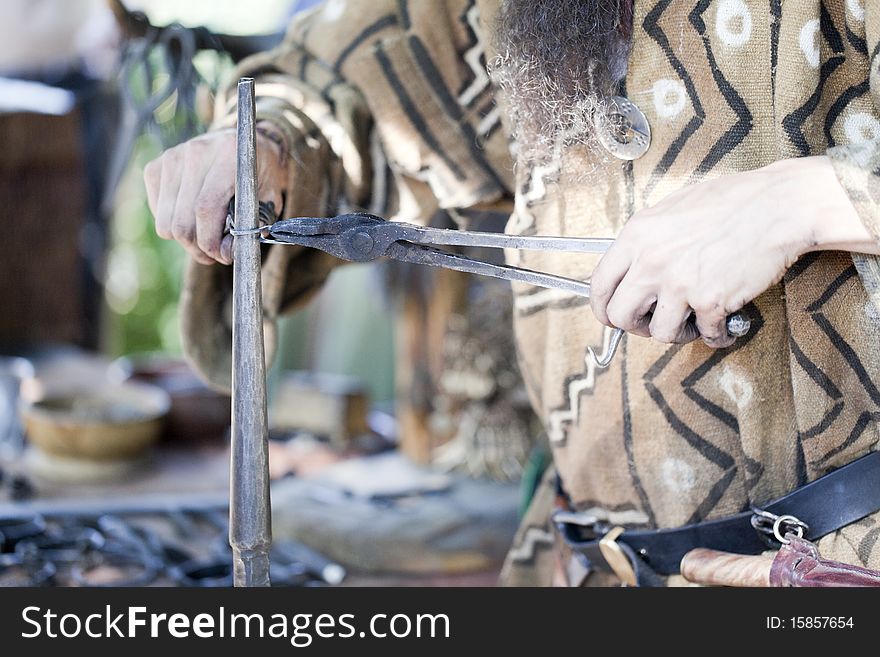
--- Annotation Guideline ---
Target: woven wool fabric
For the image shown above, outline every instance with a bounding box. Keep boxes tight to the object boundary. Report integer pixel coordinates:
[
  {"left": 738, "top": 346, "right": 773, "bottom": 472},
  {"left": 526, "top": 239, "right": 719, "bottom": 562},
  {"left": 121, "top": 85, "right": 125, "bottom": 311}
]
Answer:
[{"left": 180, "top": 0, "right": 880, "bottom": 584}]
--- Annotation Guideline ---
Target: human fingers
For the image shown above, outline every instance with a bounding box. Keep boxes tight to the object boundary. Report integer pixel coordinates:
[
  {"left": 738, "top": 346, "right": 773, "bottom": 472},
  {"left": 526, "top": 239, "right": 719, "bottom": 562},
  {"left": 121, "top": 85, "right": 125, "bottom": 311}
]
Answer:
[
  {"left": 693, "top": 300, "right": 736, "bottom": 349},
  {"left": 604, "top": 272, "right": 656, "bottom": 338},
  {"left": 169, "top": 144, "right": 218, "bottom": 264},
  {"left": 589, "top": 244, "right": 634, "bottom": 327},
  {"left": 195, "top": 155, "right": 236, "bottom": 265},
  {"left": 648, "top": 297, "right": 699, "bottom": 344}
]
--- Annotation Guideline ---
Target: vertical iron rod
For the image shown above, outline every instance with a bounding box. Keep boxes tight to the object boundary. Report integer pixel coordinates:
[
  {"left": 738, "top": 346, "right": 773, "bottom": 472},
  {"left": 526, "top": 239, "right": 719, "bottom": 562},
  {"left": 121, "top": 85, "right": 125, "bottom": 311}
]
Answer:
[{"left": 230, "top": 77, "right": 271, "bottom": 587}]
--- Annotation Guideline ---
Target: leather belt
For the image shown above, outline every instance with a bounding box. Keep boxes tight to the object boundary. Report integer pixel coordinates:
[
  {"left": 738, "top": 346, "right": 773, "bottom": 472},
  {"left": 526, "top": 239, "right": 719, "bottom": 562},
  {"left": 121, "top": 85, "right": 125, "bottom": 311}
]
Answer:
[{"left": 553, "top": 450, "right": 880, "bottom": 584}]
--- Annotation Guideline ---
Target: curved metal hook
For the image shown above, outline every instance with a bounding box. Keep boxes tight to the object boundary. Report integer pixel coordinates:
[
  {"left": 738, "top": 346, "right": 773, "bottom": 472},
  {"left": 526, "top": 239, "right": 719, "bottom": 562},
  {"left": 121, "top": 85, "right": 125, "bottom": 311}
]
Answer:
[
  {"left": 587, "top": 312, "right": 750, "bottom": 369},
  {"left": 587, "top": 328, "right": 624, "bottom": 369}
]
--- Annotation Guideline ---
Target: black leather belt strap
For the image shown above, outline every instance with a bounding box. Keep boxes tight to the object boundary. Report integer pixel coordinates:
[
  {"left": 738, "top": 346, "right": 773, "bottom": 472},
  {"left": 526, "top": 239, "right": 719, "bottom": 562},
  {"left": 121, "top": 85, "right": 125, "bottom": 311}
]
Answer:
[{"left": 554, "top": 450, "right": 880, "bottom": 578}]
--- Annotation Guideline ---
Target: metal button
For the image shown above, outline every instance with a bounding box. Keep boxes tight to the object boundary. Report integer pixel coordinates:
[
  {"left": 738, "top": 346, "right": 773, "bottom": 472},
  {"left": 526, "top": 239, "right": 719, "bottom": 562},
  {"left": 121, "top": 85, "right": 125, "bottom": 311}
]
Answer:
[{"left": 594, "top": 95, "right": 651, "bottom": 161}]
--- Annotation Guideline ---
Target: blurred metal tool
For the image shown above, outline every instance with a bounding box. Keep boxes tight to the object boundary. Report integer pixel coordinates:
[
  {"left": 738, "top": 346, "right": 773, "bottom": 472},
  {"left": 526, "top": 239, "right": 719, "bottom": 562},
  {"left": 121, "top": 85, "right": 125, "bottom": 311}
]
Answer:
[
  {"left": 259, "top": 212, "right": 751, "bottom": 367},
  {"left": 229, "top": 78, "right": 272, "bottom": 587},
  {"left": 102, "top": 23, "right": 197, "bottom": 216},
  {"left": 0, "top": 356, "right": 34, "bottom": 458},
  {"left": 0, "top": 506, "right": 339, "bottom": 587},
  {"left": 272, "top": 539, "right": 346, "bottom": 585}
]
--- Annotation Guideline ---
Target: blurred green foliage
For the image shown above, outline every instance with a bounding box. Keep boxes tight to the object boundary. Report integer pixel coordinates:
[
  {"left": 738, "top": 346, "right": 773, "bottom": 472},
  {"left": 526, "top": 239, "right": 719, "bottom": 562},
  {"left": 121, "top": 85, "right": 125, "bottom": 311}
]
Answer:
[
  {"left": 104, "top": 48, "right": 230, "bottom": 357},
  {"left": 104, "top": 134, "right": 186, "bottom": 357}
]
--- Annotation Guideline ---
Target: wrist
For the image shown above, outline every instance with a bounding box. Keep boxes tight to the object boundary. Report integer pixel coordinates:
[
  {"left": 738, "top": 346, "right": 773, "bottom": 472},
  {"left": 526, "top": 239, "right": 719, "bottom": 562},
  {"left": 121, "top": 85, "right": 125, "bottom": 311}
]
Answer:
[{"left": 763, "top": 156, "right": 879, "bottom": 257}]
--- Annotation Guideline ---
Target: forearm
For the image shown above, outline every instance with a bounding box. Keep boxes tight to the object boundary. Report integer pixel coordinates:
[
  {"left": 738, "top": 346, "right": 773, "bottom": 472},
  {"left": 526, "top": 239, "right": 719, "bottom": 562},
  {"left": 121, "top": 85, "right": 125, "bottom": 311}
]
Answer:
[{"left": 771, "top": 156, "right": 880, "bottom": 257}]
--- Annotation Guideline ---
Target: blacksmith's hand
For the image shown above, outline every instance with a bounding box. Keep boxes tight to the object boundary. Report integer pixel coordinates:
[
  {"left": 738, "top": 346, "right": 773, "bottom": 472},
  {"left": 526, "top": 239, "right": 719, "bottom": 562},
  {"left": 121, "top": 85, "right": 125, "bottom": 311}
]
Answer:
[
  {"left": 144, "top": 123, "right": 289, "bottom": 265},
  {"left": 589, "top": 155, "right": 880, "bottom": 348}
]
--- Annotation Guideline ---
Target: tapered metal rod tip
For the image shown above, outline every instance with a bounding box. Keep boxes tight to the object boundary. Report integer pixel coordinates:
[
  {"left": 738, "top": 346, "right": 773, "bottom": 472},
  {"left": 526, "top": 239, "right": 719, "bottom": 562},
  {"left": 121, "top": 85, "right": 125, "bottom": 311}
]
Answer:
[{"left": 230, "top": 76, "right": 272, "bottom": 587}]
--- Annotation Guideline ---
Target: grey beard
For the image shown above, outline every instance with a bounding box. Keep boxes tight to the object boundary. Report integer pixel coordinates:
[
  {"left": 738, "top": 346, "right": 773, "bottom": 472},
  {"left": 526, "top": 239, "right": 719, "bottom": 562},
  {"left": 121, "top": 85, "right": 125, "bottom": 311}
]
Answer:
[{"left": 490, "top": 0, "right": 631, "bottom": 165}]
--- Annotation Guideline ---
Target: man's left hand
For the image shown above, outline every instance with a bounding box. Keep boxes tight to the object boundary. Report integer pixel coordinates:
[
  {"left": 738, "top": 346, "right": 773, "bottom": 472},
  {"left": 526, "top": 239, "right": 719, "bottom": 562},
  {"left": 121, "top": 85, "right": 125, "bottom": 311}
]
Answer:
[{"left": 589, "top": 155, "right": 879, "bottom": 347}]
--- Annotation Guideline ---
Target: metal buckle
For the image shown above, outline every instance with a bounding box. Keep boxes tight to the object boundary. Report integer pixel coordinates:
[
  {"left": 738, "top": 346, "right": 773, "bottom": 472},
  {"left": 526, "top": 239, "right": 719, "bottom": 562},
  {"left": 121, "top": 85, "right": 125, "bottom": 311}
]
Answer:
[
  {"left": 598, "top": 526, "right": 638, "bottom": 587},
  {"left": 750, "top": 507, "right": 809, "bottom": 545},
  {"left": 552, "top": 512, "right": 638, "bottom": 586},
  {"left": 552, "top": 510, "right": 600, "bottom": 529}
]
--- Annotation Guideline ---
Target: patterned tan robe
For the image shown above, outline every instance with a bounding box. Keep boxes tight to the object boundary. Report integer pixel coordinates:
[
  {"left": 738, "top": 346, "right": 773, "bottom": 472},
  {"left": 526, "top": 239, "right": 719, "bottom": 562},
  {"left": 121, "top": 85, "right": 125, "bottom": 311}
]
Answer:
[{"left": 180, "top": 0, "right": 880, "bottom": 585}]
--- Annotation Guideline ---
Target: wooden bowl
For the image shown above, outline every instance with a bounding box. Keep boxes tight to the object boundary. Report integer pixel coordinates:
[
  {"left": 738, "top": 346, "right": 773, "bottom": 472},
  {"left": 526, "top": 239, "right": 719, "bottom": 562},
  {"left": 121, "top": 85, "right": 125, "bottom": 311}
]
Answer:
[
  {"left": 23, "top": 382, "right": 170, "bottom": 461},
  {"left": 115, "top": 355, "right": 230, "bottom": 444}
]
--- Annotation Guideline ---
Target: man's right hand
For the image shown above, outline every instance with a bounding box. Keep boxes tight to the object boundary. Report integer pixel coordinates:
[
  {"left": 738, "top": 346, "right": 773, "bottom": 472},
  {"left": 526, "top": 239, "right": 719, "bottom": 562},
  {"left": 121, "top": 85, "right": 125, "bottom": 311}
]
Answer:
[{"left": 144, "top": 127, "right": 289, "bottom": 265}]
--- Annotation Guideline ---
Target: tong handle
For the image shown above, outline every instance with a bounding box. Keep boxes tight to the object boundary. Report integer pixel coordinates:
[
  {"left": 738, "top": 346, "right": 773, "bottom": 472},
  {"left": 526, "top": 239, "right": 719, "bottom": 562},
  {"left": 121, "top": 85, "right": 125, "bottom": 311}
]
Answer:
[
  {"left": 410, "top": 225, "right": 614, "bottom": 254},
  {"left": 588, "top": 312, "right": 751, "bottom": 368}
]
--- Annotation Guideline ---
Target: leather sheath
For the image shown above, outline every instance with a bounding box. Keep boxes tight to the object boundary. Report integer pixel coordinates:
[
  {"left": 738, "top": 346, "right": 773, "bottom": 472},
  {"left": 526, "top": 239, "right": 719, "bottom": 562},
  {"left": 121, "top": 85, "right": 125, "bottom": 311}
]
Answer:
[{"left": 771, "top": 537, "right": 880, "bottom": 587}]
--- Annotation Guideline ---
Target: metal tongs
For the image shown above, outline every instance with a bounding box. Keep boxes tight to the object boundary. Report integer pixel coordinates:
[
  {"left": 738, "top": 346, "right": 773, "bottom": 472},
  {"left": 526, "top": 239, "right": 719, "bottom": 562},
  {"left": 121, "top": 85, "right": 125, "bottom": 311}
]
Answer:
[{"left": 250, "top": 211, "right": 751, "bottom": 366}]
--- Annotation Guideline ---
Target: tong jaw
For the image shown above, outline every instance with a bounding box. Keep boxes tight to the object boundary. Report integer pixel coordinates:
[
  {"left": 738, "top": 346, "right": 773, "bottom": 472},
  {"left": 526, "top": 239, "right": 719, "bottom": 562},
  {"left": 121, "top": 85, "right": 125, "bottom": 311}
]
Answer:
[{"left": 269, "top": 213, "right": 409, "bottom": 262}]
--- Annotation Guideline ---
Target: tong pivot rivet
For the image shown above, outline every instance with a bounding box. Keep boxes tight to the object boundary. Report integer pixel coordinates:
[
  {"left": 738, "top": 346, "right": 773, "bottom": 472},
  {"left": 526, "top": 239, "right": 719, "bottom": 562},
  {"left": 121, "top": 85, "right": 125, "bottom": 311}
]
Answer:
[{"left": 351, "top": 231, "right": 375, "bottom": 256}]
